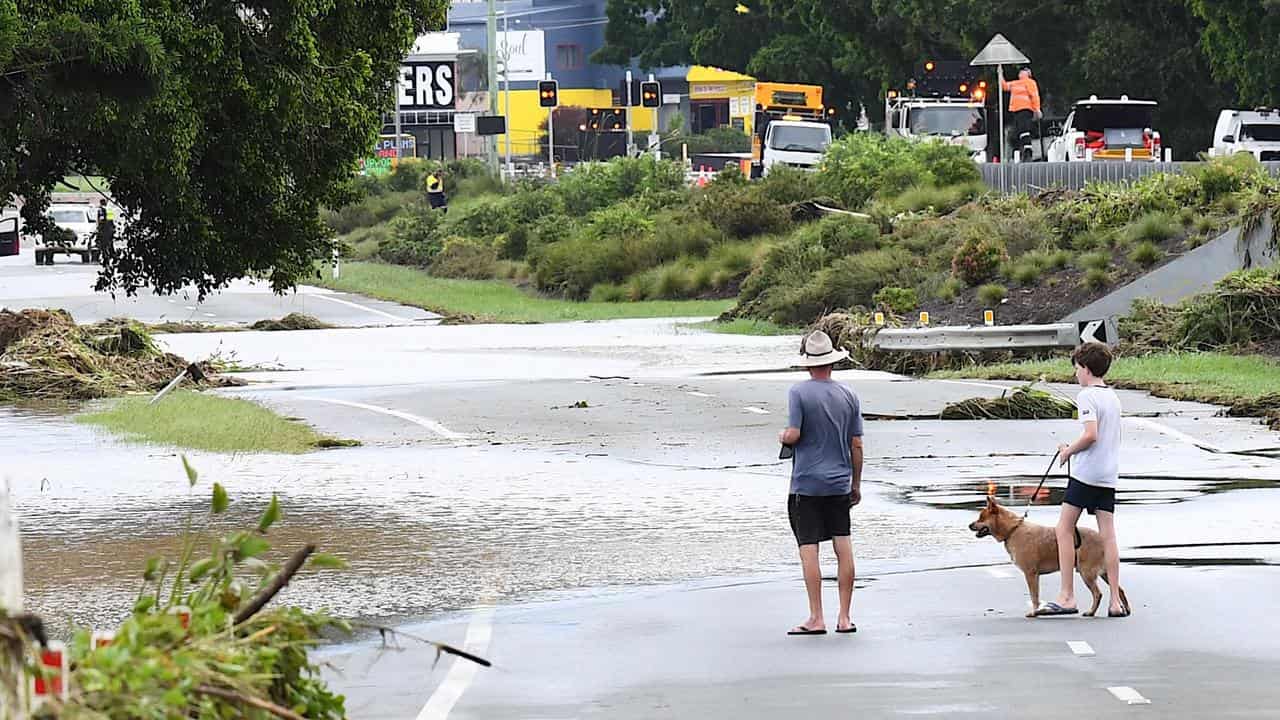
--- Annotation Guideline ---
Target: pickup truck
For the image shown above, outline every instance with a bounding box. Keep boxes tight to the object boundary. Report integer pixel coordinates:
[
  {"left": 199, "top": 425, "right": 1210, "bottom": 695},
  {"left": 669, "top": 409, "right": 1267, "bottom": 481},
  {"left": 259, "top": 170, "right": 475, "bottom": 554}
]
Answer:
[{"left": 1045, "top": 96, "right": 1162, "bottom": 162}]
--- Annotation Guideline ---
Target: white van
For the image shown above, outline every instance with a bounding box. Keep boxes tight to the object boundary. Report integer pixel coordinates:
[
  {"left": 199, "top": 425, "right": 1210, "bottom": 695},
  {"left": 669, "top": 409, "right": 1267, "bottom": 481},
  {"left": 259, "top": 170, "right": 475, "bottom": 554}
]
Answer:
[{"left": 1210, "top": 108, "right": 1280, "bottom": 162}]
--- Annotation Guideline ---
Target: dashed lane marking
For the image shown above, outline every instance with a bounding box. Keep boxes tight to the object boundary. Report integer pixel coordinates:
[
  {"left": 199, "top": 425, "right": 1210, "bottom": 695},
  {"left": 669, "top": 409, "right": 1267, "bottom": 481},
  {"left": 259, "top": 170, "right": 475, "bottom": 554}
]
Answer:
[
  {"left": 687, "top": 391, "right": 715, "bottom": 398},
  {"left": 295, "top": 397, "right": 467, "bottom": 441},
  {"left": 1107, "top": 686, "right": 1151, "bottom": 705},
  {"left": 311, "top": 293, "right": 407, "bottom": 322},
  {"left": 744, "top": 406, "right": 770, "bottom": 415},
  {"left": 1067, "top": 641, "right": 1095, "bottom": 656},
  {"left": 986, "top": 567, "right": 1014, "bottom": 579}
]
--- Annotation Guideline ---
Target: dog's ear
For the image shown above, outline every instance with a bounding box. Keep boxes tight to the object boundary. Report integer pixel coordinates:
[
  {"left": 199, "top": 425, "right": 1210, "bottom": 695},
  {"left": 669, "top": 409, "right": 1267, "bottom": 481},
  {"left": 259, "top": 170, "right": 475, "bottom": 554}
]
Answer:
[{"left": 986, "top": 494, "right": 996, "bottom": 508}]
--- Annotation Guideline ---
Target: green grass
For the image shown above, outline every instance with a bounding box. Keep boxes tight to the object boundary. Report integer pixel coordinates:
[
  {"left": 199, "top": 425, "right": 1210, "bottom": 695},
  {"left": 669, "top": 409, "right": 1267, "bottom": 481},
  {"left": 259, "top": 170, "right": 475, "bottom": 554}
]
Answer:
[
  {"left": 686, "top": 318, "right": 802, "bottom": 336},
  {"left": 56, "top": 175, "right": 110, "bottom": 193},
  {"left": 77, "top": 391, "right": 353, "bottom": 454},
  {"left": 317, "top": 262, "right": 733, "bottom": 323},
  {"left": 931, "top": 352, "right": 1280, "bottom": 404}
]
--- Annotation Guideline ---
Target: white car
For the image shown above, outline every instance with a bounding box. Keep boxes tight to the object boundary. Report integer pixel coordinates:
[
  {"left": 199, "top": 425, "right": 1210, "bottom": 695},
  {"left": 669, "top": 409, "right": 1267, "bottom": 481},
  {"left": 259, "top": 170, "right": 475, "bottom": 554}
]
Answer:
[
  {"left": 762, "top": 120, "right": 833, "bottom": 174},
  {"left": 1045, "top": 96, "right": 1162, "bottom": 162},
  {"left": 1210, "top": 108, "right": 1280, "bottom": 162},
  {"left": 34, "top": 203, "right": 101, "bottom": 265}
]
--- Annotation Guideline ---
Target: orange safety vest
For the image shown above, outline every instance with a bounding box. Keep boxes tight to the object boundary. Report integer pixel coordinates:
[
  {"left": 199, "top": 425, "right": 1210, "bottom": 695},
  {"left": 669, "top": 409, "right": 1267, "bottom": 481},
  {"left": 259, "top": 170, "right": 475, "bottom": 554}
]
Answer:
[{"left": 1002, "top": 78, "right": 1041, "bottom": 114}]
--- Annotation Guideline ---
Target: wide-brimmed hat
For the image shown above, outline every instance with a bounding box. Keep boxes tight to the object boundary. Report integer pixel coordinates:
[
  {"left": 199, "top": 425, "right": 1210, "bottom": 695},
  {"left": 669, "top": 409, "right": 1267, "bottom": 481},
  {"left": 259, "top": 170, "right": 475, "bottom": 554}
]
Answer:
[{"left": 796, "top": 330, "right": 849, "bottom": 367}]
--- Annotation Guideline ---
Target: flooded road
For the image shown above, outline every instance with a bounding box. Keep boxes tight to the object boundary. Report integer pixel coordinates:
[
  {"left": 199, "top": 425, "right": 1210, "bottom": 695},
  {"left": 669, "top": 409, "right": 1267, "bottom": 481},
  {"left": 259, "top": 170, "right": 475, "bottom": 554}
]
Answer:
[{"left": 9, "top": 318, "right": 1280, "bottom": 639}]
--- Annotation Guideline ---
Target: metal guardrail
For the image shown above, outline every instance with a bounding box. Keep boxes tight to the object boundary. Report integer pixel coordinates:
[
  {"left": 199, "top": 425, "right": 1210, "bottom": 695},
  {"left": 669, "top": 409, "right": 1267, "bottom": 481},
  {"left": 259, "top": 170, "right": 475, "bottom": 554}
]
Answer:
[
  {"left": 867, "top": 319, "right": 1117, "bottom": 352},
  {"left": 982, "top": 161, "right": 1280, "bottom": 195}
]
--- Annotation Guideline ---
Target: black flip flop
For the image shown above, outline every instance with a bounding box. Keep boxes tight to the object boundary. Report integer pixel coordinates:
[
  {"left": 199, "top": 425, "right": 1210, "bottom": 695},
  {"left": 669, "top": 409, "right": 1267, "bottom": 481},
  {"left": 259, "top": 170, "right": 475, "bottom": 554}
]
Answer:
[
  {"left": 787, "top": 626, "right": 827, "bottom": 636},
  {"left": 1035, "top": 602, "right": 1079, "bottom": 616},
  {"left": 835, "top": 625, "right": 857, "bottom": 634},
  {"left": 1108, "top": 609, "right": 1130, "bottom": 618}
]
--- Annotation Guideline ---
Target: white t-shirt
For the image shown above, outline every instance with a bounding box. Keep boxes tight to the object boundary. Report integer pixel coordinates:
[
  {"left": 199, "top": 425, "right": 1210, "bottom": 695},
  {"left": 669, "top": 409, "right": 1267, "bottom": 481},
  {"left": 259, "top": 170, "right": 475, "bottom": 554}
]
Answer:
[{"left": 1073, "top": 385, "right": 1122, "bottom": 488}]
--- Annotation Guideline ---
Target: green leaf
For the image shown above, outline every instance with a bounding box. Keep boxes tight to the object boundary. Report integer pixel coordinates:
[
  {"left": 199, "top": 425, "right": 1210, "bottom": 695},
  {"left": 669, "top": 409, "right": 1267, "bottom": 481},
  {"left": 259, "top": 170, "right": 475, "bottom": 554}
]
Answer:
[
  {"left": 257, "top": 493, "right": 281, "bottom": 533},
  {"left": 308, "top": 553, "right": 348, "bottom": 570},
  {"left": 188, "top": 558, "right": 217, "bottom": 582},
  {"left": 143, "top": 556, "right": 163, "bottom": 581},
  {"left": 181, "top": 455, "right": 198, "bottom": 487},
  {"left": 133, "top": 595, "right": 156, "bottom": 614},
  {"left": 235, "top": 535, "right": 270, "bottom": 560},
  {"left": 211, "top": 482, "right": 229, "bottom": 514}
]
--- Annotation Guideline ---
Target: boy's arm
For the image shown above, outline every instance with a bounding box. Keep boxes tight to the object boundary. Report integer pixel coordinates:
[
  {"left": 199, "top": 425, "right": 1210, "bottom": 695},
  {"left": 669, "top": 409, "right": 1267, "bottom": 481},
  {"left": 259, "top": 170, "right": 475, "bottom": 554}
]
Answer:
[{"left": 1059, "top": 391, "right": 1099, "bottom": 466}]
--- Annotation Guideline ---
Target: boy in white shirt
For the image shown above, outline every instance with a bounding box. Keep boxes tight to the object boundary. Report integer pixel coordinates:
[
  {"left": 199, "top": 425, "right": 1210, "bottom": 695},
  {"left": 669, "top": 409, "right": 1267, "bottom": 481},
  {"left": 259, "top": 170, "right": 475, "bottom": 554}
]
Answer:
[{"left": 1038, "top": 342, "right": 1127, "bottom": 617}]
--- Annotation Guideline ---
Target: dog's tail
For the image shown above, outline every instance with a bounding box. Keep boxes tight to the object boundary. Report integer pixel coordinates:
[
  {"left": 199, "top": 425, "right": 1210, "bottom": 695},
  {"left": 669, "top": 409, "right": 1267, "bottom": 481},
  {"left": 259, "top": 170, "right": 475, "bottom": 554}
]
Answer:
[{"left": 1100, "top": 573, "right": 1133, "bottom": 616}]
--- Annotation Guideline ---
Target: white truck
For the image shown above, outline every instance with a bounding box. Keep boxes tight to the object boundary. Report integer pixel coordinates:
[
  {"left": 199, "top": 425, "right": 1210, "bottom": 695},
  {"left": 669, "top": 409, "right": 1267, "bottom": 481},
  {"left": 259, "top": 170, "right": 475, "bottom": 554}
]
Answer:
[
  {"left": 1045, "top": 96, "right": 1163, "bottom": 162},
  {"left": 761, "top": 119, "right": 833, "bottom": 174},
  {"left": 1210, "top": 108, "right": 1280, "bottom": 162},
  {"left": 885, "top": 95, "right": 989, "bottom": 162}
]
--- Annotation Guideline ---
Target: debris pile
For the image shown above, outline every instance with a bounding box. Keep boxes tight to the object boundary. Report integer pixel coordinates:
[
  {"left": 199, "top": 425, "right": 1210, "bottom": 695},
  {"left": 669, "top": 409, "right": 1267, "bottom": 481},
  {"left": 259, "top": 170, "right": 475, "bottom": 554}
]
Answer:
[
  {"left": 0, "top": 309, "right": 218, "bottom": 401},
  {"left": 940, "top": 384, "right": 1076, "bottom": 420},
  {"left": 250, "top": 312, "right": 333, "bottom": 331}
]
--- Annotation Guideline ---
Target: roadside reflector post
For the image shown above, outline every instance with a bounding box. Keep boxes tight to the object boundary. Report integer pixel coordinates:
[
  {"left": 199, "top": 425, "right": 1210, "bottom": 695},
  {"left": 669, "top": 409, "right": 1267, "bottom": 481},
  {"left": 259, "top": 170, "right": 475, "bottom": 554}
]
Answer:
[
  {"left": 1164, "top": 148, "right": 1172, "bottom": 162},
  {"left": 1125, "top": 147, "right": 1133, "bottom": 162},
  {"left": 91, "top": 630, "right": 115, "bottom": 649},
  {"left": 873, "top": 312, "right": 885, "bottom": 326},
  {"left": 2, "top": 484, "right": 26, "bottom": 717},
  {"left": 332, "top": 247, "right": 340, "bottom": 280},
  {"left": 1086, "top": 148, "right": 1094, "bottom": 162},
  {"left": 168, "top": 605, "right": 192, "bottom": 630},
  {"left": 31, "top": 641, "right": 68, "bottom": 704},
  {"left": 984, "top": 310, "right": 994, "bottom": 326},
  {"left": 919, "top": 311, "right": 930, "bottom": 326}
]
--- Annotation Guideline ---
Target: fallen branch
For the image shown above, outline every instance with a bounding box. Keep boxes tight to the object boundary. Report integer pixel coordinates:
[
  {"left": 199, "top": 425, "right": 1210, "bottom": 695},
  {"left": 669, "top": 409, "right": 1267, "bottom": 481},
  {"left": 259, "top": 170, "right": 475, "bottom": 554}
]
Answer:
[
  {"left": 194, "top": 685, "right": 306, "bottom": 720},
  {"left": 234, "top": 544, "right": 315, "bottom": 625},
  {"left": 353, "top": 622, "right": 492, "bottom": 668}
]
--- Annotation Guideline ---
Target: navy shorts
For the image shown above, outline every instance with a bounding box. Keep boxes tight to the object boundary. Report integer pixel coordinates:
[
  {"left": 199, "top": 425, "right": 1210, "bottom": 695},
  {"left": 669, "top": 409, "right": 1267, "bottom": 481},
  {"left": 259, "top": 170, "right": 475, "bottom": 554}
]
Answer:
[
  {"left": 788, "top": 493, "right": 852, "bottom": 546},
  {"left": 1064, "top": 478, "right": 1116, "bottom": 515}
]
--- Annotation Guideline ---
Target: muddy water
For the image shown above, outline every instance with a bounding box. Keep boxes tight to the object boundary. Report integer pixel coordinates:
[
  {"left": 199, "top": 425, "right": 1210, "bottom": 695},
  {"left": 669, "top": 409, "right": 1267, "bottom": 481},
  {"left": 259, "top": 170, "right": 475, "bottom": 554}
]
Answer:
[{"left": 10, "top": 402, "right": 1280, "bottom": 638}]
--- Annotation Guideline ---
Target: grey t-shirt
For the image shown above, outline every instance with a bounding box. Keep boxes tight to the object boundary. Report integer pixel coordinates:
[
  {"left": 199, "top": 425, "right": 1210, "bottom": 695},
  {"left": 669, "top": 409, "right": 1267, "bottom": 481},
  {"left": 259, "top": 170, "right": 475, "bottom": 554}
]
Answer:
[
  {"left": 1073, "top": 385, "right": 1122, "bottom": 488},
  {"left": 787, "top": 379, "right": 864, "bottom": 496}
]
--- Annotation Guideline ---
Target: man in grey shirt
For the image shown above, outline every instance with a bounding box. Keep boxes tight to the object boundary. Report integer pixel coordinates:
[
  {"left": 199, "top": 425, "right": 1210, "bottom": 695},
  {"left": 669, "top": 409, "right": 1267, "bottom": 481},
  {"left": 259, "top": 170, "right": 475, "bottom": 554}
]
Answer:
[{"left": 778, "top": 330, "right": 864, "bottom": 636}]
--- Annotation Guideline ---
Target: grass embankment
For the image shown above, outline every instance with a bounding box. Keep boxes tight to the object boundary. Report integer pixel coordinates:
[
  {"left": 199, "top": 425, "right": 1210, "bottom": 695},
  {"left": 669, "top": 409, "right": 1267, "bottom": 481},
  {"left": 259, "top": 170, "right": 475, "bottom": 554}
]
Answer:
[
  {"left": 687, "top": 318, "right": 801, "bottom": 336},
  {"left": 78, "top": 391, "right": 355, "bottom": 453},
  {"left": 932, "top": 352, "right": 1280, "bottom": 405},
  {"left": 317, "top": 262, "right": 732, "bottom": 323}
]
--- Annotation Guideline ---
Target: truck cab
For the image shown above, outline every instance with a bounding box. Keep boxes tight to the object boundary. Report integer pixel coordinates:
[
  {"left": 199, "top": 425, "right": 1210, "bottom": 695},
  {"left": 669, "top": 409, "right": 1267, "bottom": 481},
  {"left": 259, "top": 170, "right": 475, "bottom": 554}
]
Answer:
[
  {"left": 885, "top": 96, "right": 989, "bottom": 162},
  {"left": 762, "top": 120, "right": 832, "bottom": 173},
  {"left": 750, "top": 82, "right": 835, "bottom": 177},
  {"left": 1210, "top": 108, "right": 1280, "bottom": 162},
  {"left": 1045, "top": 96, "right": 1162, "bottom": 162}
]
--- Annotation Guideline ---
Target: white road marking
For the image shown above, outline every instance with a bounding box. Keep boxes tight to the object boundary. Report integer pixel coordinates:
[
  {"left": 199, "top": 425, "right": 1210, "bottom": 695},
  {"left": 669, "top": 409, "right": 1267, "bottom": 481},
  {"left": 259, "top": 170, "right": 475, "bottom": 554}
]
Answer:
[
  {"left": 185, "top": 306, "right": 196, "bottom": 311},
  {"left": 311, "top": 293, "right": 406, "bottom": 322},
  {"left": 744, "top": 406, "right": 770, "bottom": 415},
  {"left": 686, "top": 391, "right": 714, "bottom": 398},
  {"left": 296, "top": 397, "right": 467, "bottom": 441},
  {"left": 417, "top": 606, "right": 495, "bottom": 720},
  {"left": 986, "top": 567, "right": 1014, "bottom": 579},
  {"left": 202, "top": 313, "right": 216, "bottom": 318},
  {"left": 1107, "top": 686, "right": 1151, "bottom": 705},
  {"left": 1128, "top": 417, "right": 1223, "bottom": 453},
  {"left": 1067, "top": 641, "right": 1095, "bottom": 656}
]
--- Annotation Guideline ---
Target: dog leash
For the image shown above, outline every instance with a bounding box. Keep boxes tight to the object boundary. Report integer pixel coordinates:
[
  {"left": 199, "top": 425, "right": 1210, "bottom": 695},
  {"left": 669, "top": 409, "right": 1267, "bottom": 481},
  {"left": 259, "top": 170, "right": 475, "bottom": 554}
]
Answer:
[{"left": 1024, "top": 450, "right": 1070, "bottom": 519}]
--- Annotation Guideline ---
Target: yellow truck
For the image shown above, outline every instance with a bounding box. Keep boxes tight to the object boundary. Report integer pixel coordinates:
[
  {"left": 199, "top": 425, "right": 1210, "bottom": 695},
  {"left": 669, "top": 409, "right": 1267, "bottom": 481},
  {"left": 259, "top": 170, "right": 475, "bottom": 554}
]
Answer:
[{"left": 749, "top": 82, "right": 835, "bottom": 177}]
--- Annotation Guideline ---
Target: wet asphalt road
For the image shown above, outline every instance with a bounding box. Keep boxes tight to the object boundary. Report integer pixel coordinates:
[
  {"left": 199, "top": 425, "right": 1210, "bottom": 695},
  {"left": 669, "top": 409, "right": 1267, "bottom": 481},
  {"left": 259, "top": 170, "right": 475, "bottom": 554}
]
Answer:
[{"left": 5, "top": 288, "right": 1280, "bottom": 716}]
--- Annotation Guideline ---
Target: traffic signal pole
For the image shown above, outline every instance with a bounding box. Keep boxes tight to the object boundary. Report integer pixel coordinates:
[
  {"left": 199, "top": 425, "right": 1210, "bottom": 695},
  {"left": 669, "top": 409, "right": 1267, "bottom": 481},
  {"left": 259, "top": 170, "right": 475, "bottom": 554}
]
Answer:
[
  {"left": 625, "top": 69, "right": 634, "bottom": 156},
  {"left": 546, "top": 73, "right": 556, "bottom": 178},
  {"left": 649, "top": 73, "right": 660, "bottom": 161}
]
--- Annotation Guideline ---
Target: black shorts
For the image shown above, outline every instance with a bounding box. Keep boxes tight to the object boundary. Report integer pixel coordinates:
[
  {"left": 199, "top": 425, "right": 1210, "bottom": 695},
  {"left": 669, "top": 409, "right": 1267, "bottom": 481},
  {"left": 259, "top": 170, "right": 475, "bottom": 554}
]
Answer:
[
  {"left": 788, "top": 493, "right": 852, "bottom": 546},
  {"left": 428, "top": 193, "right": 447, "bottom": 209},
  {"left": 1064, "top": 478, "right": 1116, "bottom": 515}
]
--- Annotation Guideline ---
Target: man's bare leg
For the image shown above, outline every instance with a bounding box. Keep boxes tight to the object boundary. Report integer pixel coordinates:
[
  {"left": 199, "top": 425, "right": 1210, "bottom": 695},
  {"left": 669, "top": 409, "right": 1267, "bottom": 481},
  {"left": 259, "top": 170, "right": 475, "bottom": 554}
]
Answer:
[
  {"left": 794, "top": 543, "right": 825, "bottom": 632},
  {"left": 832, "top": 536, "right": 855, "bottom": 631},
  {"left": 1052, "top": 503, "right": 1085, "bottom": 608}
]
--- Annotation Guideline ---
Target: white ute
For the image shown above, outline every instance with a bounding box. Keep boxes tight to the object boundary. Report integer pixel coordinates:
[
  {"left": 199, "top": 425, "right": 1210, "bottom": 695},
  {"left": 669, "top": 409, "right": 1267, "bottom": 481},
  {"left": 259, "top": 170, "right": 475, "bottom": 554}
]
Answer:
[
  {"left": 762, "top": 120, "right": 832, "bottom": 174},
  {"left": 1046, "top": 96, "right": 1162, "bottom": 162},
  {"left": 1210, "top": 108, "right": 1280, "bottom": 162},
  {"left": 885, "top": 96, "right": 988, "bottom": 162},
  {"left": 33, "top": 203, "right": 100, "bottom": 266}
]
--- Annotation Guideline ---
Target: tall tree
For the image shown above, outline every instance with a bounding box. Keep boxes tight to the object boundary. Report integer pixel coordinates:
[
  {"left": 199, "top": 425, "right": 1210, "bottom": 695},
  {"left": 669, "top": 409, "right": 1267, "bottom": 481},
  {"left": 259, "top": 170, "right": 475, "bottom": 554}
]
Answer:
[
  {"left": 1190, "top": 0, "right": 1280, "bottom": 107},
  {"left": 0, "top": 0, "right": 447, "bottom": 297}
]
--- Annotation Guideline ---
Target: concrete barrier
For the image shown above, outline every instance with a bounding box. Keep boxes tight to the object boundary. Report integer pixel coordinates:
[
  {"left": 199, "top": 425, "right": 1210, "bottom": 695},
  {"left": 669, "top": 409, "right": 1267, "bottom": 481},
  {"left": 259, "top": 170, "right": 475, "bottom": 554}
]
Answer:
[{"left": 1063, "top": 215, "right": 1278, "bottom": 323}]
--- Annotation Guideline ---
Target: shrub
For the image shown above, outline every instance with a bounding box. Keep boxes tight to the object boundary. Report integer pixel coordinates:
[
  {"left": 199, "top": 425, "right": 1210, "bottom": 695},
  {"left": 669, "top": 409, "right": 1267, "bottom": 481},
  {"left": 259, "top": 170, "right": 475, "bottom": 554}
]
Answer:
[
  {"left": 323, "top": 190, "right": 416, "bottom": 235},
  {"left": 626, "top": 271, "right": 657, "bottom": 301},
  {"left": 1177, "top": 207, "right": 1197, "bottom": 227},
  {"left": 506, "top": 188, "right": 565, "bottom": 225},
  {"left": 444, "top": 197, "right": 512, "bottom": 239},
  {"left": 694, "top": 183, "right": 789, "bottom": 239},
  {"left": 708, "top": 241, "right": 758, "bottom": 278},
  {"left": 913, "top": 141, "right": 983, "bottom": 187},
  {"left": 872, "top": 286, "right": 919, "bottom": 314},
  {"left": 817, "top": 133, "right": 978, "bottom": 209},
  {"left": 1008, "top": 262, "right": 1042, "bottom": 286},
  {"left": 1189, "top": 153, "right": 1266, "bottom": 203},
  {"left": 1082, "top": 268, "right": 1111, "bottom": 290},
  {"left": 1123, "top": 212, "right": 1179, "bottom": 245},
  {"left": 936, "top": 276, "right": 965, "bottom": 301},
  {"left": 533, "top": 203, "right": 655, "bottom": 298},
  {"left": 555, "top": 157, "right": 686, "bottom": 216},
  {"left": 977, "top": 283, "right": 1008, "bottom": 306},
  {"left": 665, "top": 126, "right": 753, "bottom": 158},
  {"left": 891, "top": 182, "right": 983, "bottom": 215},
  {"left": 1192, "top": 215, "right": 1220, "bottom": 237},
  {"left": 793, "top": 215, "right": 879, "bottom": 257},
  {"left": 1128, "top": 241, "right": 1162, "bottom": 267},
  {"left": 951, "top": 234, "right": 1008, "bottom": 285},
  {"left": 737, "top": 235, "right": 834, "bottom": 312},
  {"left": 1078, "top": 251, "right": 1112, "bottom": 272},
  {"left": 1047, "top": 249, "right": 1072, "bottom": 270},
  {"left": 589, "top": 283, "right": 628, "bottom": 303},
  {"left": 798, "top": 248, "right": 921, "bottom": 319},
  {"left": 387, "top": 158, "right": 428, "bottom": 192},
  {"left": 758, "top": 166, "right": 823, "bottom": 204},
  {"left": 652, "top": 212, "right": 724, "bottom": 259},
  {"left": 653, "top": 263, "right": 694, "bottom": 299},
  {"left": 430, "top": 236, "right": 499, "bottom": 279},
  {"left": 377, "top": 203, "right": 442, "bottom": 266}
]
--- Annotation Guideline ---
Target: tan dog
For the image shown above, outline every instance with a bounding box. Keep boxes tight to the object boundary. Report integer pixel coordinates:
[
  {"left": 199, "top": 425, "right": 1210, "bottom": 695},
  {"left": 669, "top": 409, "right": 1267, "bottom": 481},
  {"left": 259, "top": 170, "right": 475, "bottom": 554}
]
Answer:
[{"left": 969, "top": 496, "right": 1131, "bottom": 618}]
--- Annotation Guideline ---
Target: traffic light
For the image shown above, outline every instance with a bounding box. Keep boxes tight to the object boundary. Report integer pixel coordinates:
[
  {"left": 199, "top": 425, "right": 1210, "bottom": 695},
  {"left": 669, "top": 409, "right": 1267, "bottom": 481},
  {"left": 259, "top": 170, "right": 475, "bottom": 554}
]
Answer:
[
  {"left": 640, "top": 80, "right": 661, "bottom": 108},
  {"left": 538, "top": 80, "right": 559, "bottom": 108},
  {"left": 585, "top": 107, "right": 627, "bottom": 131}
]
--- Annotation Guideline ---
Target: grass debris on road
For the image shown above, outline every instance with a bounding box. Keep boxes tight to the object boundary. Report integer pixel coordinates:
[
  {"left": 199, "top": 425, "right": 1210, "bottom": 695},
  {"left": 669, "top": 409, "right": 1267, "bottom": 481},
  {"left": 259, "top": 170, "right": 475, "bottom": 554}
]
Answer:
[
  {"left": 78, "top": 391, "right": 356, "bottom": 453},
  {"left": 940, "top": 383, "right": 1077, "bottom": 420},
  {"left": 315, "top": 262, "right": 733, "bottom": 323},
  {"left": 686, "top": 318, "right": 801, "bottom": 336},
  {"left": 249, "top": 312, "right": 334, "bottom": 331}
]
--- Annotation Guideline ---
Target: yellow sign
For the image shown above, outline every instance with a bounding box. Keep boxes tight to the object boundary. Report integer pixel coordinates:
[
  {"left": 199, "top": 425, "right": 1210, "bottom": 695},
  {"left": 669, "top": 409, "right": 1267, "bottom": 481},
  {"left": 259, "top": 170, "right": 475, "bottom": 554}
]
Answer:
[
  {"left": 873, "top": 312, "right": 885, "bottom": 326},
  {"left": 983, "top": 310, "right": 994, "bottom": 326},
  {"left": 919, "top": 311, "right": 930, "bottom": 326}
]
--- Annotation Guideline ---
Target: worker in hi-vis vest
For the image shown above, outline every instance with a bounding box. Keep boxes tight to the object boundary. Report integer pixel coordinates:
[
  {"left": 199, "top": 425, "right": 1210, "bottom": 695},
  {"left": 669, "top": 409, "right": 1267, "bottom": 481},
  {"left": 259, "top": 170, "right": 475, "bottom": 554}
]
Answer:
[
  {"left": 424, "top": 170, "right": 448, "bottom": 214},
  {"left": 1000, "top": 66, "right": 1042, "bottom": 161}
]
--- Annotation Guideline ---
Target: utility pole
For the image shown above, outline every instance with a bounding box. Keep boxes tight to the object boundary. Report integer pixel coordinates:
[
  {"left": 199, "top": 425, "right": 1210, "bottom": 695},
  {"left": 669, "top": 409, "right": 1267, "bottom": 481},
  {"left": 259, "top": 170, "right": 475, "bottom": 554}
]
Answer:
[
  {"left": 393, "top": 70, "right": 403, "bottom": 162},
  {"left": 503, "top": 10, "right": 513, "bottom": 177},
  {"left": 486, "top": 0, "right": 500, "bottom": 178},
  {"left": 625, "top": 69, "right": 634, "bottom": 156}
]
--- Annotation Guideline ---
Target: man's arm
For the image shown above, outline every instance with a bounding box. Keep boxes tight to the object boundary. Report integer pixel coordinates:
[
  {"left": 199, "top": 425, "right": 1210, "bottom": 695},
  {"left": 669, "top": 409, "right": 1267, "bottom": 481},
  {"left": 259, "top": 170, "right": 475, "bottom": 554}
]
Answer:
[
  {"left": 780, "top": 427, "right": 801, "bottom": 445},
  {"left": 850, "top": 437, "right": 864, "bottom": 505},
  {"left": 780, "top": 386, "right": 803, "bottom": 446},
  {"left": 1031, "top": 81, "right": 1042, "bottom": 115}
]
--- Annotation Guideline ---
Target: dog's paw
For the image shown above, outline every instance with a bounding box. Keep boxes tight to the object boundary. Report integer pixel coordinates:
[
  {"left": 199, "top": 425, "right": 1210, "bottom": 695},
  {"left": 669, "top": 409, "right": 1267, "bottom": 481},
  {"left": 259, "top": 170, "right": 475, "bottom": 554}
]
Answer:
[
  {"left": 1025, "top": 610, "right": 1038, "bottom": 618},
  {"left": 1083, "top": 610, "right": 1096, "bottom": 617}
]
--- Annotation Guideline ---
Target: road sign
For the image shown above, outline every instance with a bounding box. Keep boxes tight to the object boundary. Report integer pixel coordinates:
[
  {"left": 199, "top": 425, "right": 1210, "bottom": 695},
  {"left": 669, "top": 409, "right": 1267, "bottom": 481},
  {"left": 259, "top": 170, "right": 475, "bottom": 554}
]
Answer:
[
  {"left": 970, "top": 34, "right": 1030, "bottom": 67},
  {"left": 662, "top": 93, "right": 681, "bottom": 106},
  {"left": 453, "top": 113, "right": 477, "bottom": 133},
  {"left": 1078, "top": 319, "right": 1109, "bottom": 345}
]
